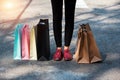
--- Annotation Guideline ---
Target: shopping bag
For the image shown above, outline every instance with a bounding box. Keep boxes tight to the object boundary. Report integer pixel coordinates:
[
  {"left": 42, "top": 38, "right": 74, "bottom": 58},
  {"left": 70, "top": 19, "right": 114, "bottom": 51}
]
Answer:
[
  {"left": 36, "top": 19, "right": 50, "bottom": 61},
  {"left": 74, "top": 23, "right": 102, "bottom": 63},
  {"left": 21, "top": 24, "right": 30, "bottom": 60},
  {"left": 30, "top": 26, "right": 37, "bottom": 60},
  {"left": 13, "top": 24, "right": 23, "bottom": 60}
]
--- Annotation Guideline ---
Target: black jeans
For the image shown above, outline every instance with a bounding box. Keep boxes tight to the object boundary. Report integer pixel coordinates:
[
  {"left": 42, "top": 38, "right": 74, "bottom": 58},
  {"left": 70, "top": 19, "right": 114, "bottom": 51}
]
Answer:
[{"left": 51, "top": 0, "right": 76, "bottom": 47}]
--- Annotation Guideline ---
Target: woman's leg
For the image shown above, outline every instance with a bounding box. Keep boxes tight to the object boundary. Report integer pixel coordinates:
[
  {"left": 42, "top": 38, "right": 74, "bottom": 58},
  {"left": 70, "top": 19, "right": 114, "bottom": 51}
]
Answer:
[
  {"left": 63, "top": 0, "right": 76, "bottom": 61},
  {"left": 51, "top": 0, "right": 63, "bottom": 47},
  {"left": 51, "top": 0, "right": 63, "bottom": 61},
  {"left": 64, "top": 0, "right": 76, "bottom": 47}
]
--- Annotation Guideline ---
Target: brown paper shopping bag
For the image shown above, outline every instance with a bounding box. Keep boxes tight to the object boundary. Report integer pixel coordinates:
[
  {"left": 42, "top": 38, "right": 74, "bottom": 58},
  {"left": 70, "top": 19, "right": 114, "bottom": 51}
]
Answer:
[{"left": 74, "top": 23, "right": 102, "bottom": 63}]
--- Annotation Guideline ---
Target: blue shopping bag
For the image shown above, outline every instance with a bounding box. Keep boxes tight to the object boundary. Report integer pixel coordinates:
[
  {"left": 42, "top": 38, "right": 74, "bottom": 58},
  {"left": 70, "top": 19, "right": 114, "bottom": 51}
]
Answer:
[{"left": 13, "top": 24, "right": 23, "bottom": 60}]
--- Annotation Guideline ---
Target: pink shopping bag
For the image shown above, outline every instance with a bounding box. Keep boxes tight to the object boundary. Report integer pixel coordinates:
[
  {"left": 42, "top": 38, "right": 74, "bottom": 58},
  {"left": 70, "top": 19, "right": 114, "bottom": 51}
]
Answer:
[{"left": 21, "top": 24, "right": 30, "bottom": 60}]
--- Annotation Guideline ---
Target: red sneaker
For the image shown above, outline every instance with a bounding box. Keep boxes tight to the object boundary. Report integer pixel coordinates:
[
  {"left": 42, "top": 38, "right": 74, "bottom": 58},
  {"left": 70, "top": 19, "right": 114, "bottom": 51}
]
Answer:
[
  {"left": 64, "top": 49, "right": 73, "bottom": 61},
  {"left": 53, "top": 49, "right": 63, "bottom": 61}
]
